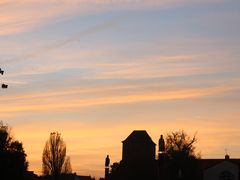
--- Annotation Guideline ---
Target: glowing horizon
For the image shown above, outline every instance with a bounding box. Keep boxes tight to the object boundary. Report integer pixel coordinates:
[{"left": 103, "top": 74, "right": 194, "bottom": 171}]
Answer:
[{"left": 1, "top": 0, "right": 240, "bottom": 179}]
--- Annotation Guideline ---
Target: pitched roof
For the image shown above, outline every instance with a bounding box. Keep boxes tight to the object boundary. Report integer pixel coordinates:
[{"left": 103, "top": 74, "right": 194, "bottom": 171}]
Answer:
[
  {"left": 199, "top": 159, "right": 240, "bottom": 170},
  {"left": 122, "top": 130, "right": 156, "bottom": 145}
]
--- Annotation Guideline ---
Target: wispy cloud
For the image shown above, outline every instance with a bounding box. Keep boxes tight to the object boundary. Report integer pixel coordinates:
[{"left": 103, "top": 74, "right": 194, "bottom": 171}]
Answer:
[
  {"left": 0, "top": 0, "right": 225, "bottom": 36},
  {"left": 1, "top": 0, "right": 239, "bottom": 178},
  {"left": 0, "top": 82, "right": 237, "bottom": 114},
  {"left": 4, "top": 51, "right": 230, "bottom": 79},
  {"left": 2, "top": 19, "right": 118, "bottom": 65}
]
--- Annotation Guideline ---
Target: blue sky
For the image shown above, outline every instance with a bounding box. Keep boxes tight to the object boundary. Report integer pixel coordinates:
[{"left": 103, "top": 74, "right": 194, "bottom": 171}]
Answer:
[{"left": 1, "top": 0, "right": 240, "bottom": 178}]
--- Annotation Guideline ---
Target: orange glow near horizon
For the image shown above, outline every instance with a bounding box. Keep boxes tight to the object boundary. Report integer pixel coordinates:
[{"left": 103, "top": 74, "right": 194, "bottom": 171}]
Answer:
[{"left": 12, "top": 117, "right": 240, "bottom": 177}]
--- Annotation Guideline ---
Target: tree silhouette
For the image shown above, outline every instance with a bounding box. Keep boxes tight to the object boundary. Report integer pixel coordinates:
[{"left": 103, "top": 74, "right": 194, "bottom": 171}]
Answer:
[
  {"left": 165, "top": 130, "right": 200, "bottom": 180},
  {"left": 0, "top": 68, "right": 8, "bottom": 89},
  {"left": 42, "top": 132, "right": 72, "bottom": 179},
  {"left": 166, "top": 130, "right": 198, "bottom": 158},
  {"left": 0, "top": 121, "right": 28, "bottom": 180},
  {"left": 62, "top": 156, "right": 72, "bottom": 174}
]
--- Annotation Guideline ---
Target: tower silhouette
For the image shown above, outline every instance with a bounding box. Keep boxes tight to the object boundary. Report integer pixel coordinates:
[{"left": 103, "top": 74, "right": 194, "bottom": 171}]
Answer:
[
  {"left": 158, "top": 135, "right": 166, "bottom": 161},
  {"left": 105, "top": 155, "right": 110, "bottom": 180},
  {"left": 121, "top": 130, "right": 158, "bottom": 180}
]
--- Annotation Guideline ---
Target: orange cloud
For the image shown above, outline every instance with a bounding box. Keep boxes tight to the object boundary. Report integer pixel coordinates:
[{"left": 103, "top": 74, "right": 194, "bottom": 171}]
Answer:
[{"left": 0, "top": 84, "right": 236, "bottom": 114}]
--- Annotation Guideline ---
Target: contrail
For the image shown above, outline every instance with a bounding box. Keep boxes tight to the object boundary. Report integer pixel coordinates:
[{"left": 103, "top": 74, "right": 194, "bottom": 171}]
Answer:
[
  {"left": 43, "top": 19, "right": 118, "bottom": 51},
  {"left": 2, "top": 19, "right": 119, "bottom": 65}
]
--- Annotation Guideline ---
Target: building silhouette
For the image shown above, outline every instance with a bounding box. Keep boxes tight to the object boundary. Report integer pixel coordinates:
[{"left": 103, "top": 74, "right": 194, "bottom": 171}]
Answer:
[
  {"left": 105, "top": 130, "right": 240, "bottom": 180},
  {"left": 25, "top": 173, "right": 94, "bottom": 180},
  {"left": 106, "top": 130, "right": 158, "bottom": 180},
  {"left": 122, "top": 130, "right": 158, "bottom": 180}
]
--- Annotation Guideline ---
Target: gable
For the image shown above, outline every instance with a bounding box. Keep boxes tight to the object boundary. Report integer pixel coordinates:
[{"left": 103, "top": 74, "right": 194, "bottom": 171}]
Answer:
[{"left": 203, "top": 161, "right": 239, "bottom": 180}]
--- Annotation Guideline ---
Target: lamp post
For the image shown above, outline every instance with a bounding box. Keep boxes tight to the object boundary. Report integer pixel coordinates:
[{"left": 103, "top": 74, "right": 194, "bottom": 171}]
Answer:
[{"left": 0, "top": 68, "right": 8, "bottom": 89}]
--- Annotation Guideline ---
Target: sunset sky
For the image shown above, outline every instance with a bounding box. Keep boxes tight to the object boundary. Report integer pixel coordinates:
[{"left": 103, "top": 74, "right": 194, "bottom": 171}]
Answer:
[{"left": 1, "top": 0, "right": 240, "bottom": 178}]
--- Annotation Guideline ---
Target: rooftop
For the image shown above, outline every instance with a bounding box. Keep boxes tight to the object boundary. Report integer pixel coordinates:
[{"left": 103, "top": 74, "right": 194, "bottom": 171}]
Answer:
[{"left": 122, "top": 130, "right": 156, "bottom": 145}]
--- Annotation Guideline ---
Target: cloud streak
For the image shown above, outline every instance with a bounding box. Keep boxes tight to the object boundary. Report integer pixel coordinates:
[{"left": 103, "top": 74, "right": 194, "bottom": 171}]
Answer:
[
  {"left": 0, "top": 82, "right": 237, "bottom": 114},
  {"left": 0, "top": 0, "right": 225, "bottom": 36},
  {"left": 2, "top": 19, "right": 118, "bottom": 65}
]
